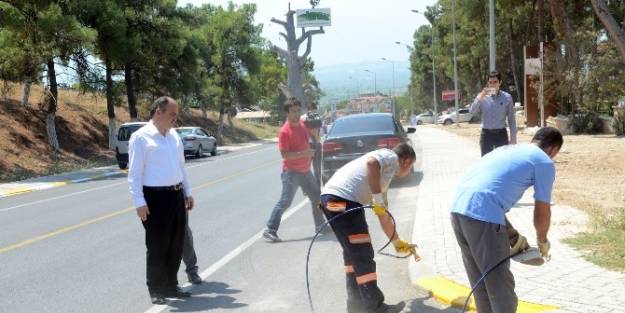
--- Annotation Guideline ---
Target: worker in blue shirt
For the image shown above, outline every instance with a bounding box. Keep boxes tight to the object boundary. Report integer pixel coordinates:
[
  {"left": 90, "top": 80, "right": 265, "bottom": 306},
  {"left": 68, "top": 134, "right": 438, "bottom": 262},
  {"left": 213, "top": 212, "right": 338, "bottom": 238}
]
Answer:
[{"left": 450, "top": 127, "right": 563, "bottom": 313}]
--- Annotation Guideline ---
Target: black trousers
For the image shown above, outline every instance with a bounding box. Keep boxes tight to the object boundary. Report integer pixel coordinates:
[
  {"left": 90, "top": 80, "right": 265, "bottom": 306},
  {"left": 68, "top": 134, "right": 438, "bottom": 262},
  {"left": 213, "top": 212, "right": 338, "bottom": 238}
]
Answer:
[
  {"left": 320, "top": 194, "right": 386, "bottom": 313},
  {"left": 480, "top": 128, "right": 509, "bottom": 156},
  {"left": 142, "top": 187, "right": 187, "bottom": 295}
]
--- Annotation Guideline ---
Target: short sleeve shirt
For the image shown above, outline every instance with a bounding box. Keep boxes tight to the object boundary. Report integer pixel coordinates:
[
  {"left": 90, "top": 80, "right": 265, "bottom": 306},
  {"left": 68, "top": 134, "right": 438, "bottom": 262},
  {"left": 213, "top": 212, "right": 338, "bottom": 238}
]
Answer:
[
  {"left": 450, "top": 144, "right": 556, "bottom": 225},
  {"left": 322, "top": 149, "right": 399, "bottom": 205},
  {"left": 279, "top": 121, "right": 311, "bottom": 172}
]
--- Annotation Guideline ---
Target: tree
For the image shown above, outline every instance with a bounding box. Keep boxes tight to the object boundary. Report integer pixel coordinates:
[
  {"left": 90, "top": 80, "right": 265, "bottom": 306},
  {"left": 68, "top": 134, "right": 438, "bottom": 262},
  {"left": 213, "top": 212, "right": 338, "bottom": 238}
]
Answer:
[
  {"left": 270, "top": 4, "right": 324, "bottom": 108},
  {"left": 75, "top": 0, "right": 128, "bottom": 148},
  {"left": 195, "top": 3, "right": 262, "bottom": 141},
  {"left": 248, "top": 47, "right": 288, "bottom": 119},
  {"left": 591, "top": 0, "right": 625, "bottom": 62},
  {"left": 0, "top": 1, "right": 95, "bottom": 152}
]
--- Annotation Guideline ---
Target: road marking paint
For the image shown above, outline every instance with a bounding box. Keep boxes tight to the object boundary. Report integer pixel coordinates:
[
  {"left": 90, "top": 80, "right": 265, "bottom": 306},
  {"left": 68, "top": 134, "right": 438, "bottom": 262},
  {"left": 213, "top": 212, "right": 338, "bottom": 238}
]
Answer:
[
  {"left": 416, "top": 275, "right": 558, "bottom": 313},
  {"left": 0, "top": 182, "right": 127, "bottom": 213},
  {"left": 0, "top": 146, "right": 276, "bottom": 212},
  {"left": 144, "top": 199, "right": 309, "bottom": 313},
  {"left": 0, "top": 207, "right": 134, "bottom": 254},
  {"left": 0, "top": 159, "right": 279, "bottom": 254}
]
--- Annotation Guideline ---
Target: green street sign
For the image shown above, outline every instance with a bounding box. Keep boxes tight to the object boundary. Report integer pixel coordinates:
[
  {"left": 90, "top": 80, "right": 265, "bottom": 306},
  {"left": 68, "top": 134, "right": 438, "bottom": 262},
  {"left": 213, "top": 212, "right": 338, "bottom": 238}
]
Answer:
[{"left": 296, "top": 8, "right": 331, "bottom": 27}]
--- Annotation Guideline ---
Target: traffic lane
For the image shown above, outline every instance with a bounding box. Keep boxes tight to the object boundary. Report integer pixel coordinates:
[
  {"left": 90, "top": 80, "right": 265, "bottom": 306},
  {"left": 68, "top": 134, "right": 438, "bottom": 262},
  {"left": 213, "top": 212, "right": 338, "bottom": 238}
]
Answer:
[
  {"left": 156, "top": 172, "right": 448, "bottom": 313},
  {"left": 0, "top": 149, "right": 288, "bottom": 313},
  {"left": 0, "top": 142, "right": 275, "bottom": 213},
  {"left": 0, "top": 144, "right": 278, "bottom": 249}
]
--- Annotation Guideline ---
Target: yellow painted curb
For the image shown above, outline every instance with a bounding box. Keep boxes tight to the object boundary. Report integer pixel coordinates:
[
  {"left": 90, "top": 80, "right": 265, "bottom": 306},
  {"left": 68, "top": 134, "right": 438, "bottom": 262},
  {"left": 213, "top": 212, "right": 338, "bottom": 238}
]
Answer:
[
  {"left": 416, "top": 275, "right": 558, "bottom": 313},
  {"left": 2, "top": 182, "right": 68, "bottom": 197}
]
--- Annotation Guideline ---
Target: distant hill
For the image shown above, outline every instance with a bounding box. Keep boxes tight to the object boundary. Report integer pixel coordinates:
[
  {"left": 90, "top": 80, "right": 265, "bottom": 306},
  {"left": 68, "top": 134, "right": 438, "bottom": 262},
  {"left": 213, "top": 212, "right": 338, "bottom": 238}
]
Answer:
[{"left": 314, "top": 60, "right": 411, "bottom": 105}]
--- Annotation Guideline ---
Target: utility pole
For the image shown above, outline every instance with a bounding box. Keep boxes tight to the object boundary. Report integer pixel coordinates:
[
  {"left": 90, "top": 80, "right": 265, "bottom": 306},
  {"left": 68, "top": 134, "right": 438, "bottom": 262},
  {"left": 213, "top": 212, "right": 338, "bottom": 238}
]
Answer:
[
  {"left": 364, "top": 69, "right": 377, "bottom": 95},
  {"left": 452, "top": 0, "right": 460, "bottom": 126},
  {"left": 489, "top": 0, "right": 496, "bottom": 72},
  {"left": 409, "top": 10, "right": 438, "bottom": 124},
  {"left": 271, "top": 3, "right": 324, "bottom": 112},
  {"left": 381, "top": 58, "right": 396, "bottom": 118}
]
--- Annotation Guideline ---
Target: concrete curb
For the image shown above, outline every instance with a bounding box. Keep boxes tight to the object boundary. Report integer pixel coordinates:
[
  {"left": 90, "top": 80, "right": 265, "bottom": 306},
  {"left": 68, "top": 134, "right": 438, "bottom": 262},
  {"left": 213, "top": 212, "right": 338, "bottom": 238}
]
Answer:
[
  {"left": 0, "top": 138, "right": 278, "bottom": 199},
  {"left": 407, "top": 127, "right": 559, "bottom": 313},
  {"left": 0, "top": 170, "right": 125, "bottom": 198}
]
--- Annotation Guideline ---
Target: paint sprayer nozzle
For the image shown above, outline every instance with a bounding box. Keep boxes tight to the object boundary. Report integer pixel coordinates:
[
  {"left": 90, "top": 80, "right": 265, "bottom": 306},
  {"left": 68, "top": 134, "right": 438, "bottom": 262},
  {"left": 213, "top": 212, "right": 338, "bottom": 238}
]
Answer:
[{"left": 512, "top": 247, "right": 545, "bottom": 266}]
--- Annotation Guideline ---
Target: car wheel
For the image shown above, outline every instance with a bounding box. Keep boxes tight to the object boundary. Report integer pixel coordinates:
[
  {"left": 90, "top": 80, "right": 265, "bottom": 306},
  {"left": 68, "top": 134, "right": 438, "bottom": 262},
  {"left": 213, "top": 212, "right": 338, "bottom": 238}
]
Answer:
[
  {"left": 210, "top": 143, "right": 218, "bottom": 156},
  {"left": 118, "top": 162, "right": 127, "bottom": 170},
  {"left": 195, "top": 145, "right": 203, "bottom": 158},
  {"left": 444, "top": 119, "right": 452, "bottom": 125},
  {"left": 417, "top": 120, "right": 423, "bottom": 125}
]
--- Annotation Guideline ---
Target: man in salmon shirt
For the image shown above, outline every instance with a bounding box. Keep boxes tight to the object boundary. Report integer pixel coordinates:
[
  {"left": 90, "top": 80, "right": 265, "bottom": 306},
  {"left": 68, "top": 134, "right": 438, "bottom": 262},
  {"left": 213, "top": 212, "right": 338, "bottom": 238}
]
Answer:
[{"left": 263, "top": 97, "right": 326, "bottom": 242}]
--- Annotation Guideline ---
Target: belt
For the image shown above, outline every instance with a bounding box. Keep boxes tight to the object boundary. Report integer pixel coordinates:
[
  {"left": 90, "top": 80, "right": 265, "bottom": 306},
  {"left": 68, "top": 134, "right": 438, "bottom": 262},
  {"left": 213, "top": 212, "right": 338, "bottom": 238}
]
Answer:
[
  {"left": 143, "top": 182, "right": 183, "bottom": 191},
  {"left": 481, "top": 128, "right": 506, "bottom": 134}
]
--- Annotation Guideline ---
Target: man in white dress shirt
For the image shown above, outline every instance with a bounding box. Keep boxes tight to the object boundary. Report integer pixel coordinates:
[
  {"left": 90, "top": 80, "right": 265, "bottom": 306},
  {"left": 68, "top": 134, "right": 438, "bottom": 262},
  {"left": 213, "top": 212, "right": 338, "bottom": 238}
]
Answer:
[{"left": 128, "top": 96, "right": 194, "bottom": 304}]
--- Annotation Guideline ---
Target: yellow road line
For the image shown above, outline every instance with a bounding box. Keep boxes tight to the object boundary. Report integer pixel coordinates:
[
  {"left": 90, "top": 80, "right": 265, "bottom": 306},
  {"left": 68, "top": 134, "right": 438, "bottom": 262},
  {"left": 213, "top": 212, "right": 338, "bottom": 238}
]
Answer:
[
  {"left": 416, "top": 275, "right": 558, "bottom": 313},
  {"left": 0, "top": 207, "right": 134, "bottom": 254},
  {"left": 2, "top": 182, "right": 68, "bottom": 197},
  {"left": 0, "top": 160, "right": 278, "bottom": 254}
]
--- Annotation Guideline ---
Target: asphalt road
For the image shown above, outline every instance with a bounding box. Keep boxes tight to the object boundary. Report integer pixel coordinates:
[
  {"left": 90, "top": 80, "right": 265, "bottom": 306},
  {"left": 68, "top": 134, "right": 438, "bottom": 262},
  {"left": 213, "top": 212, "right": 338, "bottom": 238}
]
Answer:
[{"left": 0, "top": 136, "right": 454, "bottom": 313}]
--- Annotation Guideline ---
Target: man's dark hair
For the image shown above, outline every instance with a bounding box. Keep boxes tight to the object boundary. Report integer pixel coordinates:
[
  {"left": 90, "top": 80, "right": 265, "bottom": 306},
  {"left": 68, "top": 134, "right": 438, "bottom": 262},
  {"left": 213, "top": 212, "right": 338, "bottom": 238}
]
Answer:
[
  {"left": 283, "top": 97, "right": 301, "bottom": 112},
  {"left": 393, "top": 143, "right": 416, "bottom": 160},
  {"left": 488, "top": 71, "right": 502, "bottom": 82},
  {"left": 308, "top": 102, "right": 318, "bottom": 111},
  {"left": 532, "top": 127, "right": 563, "bottom": 150},
  {"left": 150, "top": 96, "right": 171, "bottom": 118}
]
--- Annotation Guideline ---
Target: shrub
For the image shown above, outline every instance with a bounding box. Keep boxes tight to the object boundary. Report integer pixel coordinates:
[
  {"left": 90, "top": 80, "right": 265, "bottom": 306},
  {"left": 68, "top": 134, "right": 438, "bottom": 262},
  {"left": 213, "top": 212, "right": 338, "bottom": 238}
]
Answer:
[{"left": 570, "top": 112, "right": 603, "bottom": 134}]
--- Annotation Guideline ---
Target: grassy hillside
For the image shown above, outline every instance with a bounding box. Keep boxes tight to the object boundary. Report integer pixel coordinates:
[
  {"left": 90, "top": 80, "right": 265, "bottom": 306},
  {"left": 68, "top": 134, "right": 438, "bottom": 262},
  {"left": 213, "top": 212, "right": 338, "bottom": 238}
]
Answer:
[{"left": 0, "top": 82, "right": 279, "bottom": 182}]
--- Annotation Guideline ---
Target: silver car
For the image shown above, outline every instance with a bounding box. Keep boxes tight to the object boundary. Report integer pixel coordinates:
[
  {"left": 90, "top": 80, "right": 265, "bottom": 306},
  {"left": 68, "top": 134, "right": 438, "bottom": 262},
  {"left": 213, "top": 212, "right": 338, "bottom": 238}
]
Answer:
[
  {"left": 176, "top": 127, "right": 218, "bottom": 158},
  {"left": 415, "top": 111, "right": 435, "bottom": 125},
  {"left": 438, "top": 108, "right": 473, "bottom": 125}
]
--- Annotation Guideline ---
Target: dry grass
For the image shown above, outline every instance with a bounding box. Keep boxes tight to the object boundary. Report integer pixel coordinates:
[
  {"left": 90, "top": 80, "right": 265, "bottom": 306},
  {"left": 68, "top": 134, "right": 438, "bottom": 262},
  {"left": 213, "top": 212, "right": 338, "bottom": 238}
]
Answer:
[
  {"left": 434, "top": 123, "right": 625, "bottom": 215},
  {"left": 0, "top": 82, "right": 279, "bottom": 182}
]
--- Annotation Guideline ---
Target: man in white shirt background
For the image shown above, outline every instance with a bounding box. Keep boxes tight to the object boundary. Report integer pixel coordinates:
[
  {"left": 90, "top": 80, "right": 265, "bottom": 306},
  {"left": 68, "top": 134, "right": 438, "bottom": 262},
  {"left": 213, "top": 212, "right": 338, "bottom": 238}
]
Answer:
[{"left": 128, "top": 96, "right": 194, "bottom": 304}]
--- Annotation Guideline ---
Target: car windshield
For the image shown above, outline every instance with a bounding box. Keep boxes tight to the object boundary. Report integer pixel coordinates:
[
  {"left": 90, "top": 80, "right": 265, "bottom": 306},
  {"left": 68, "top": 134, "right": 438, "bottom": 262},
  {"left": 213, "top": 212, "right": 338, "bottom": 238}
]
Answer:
[
  {"left": 176, "top": 128, "right": 194, "bottom": 136},
  {"left": 329, "top": 115, "right": 395, "bottom": 136},
  {"left": 118, "top": 125, "right": 144, "bottom": 141}
]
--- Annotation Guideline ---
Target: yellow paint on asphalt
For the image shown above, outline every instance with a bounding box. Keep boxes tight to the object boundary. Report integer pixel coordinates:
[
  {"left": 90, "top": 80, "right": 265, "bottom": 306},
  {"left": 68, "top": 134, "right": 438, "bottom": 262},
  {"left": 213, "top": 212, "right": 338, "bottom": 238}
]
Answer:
[
  {"left": 3, "top": 182, "right": 68, "bottom": 197},
  {"left": 0, "top": 207, "right": 134, "bottom": 254},
  {"left": 416, "top": 275, "right": 558, "bottom": 313},
  {"left": 0, "top": 160, "right": 278, "bottom": 254}
]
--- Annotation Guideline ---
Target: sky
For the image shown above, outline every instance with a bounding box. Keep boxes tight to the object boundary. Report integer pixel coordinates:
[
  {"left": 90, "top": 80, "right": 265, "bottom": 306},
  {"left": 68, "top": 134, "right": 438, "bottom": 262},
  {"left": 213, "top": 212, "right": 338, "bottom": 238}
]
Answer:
[{"left": 178, "top": 0, "right": 437, "bottom": 69}]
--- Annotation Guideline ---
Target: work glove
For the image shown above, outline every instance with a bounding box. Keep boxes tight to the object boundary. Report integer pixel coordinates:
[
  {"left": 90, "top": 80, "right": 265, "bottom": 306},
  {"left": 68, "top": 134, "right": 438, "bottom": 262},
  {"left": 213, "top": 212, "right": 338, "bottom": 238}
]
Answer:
[
  {"left": 537, "top": 239, "right": 551, "bottom": 261},
  {"left": 372, "top": 193, "right": 387, "bottom": 216},
  {"left": 510, "top": 234, "right": 530, "bottom": 256},
  {"left": 392, "top": 239, "right": 421, "bottom": 262}
]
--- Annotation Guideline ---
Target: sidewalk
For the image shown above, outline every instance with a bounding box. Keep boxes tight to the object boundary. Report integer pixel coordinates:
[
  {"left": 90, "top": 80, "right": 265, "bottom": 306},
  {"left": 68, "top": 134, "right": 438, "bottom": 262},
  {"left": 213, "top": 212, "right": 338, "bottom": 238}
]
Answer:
[
  {"left": 409, "top": 126, "right": 625, "bottom": 313},
  {"left": 0, "top": 138, "right": 277, "bottom": 198}
]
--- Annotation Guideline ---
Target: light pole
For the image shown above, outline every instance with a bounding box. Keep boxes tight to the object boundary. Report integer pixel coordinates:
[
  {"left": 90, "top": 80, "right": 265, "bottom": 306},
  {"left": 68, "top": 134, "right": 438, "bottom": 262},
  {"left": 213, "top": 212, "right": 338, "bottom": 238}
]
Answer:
[
  {"left": 348, "top": 76, "right": 360, "bottom": 99},
  {"left": 452, "top": 0, "right": 460, "bottom": 126},
  {"left": 348, "top": 76, "right": 362, "bottom": 112},
  {"left": 395, "top": 42, "right": 417, "bottom": 118},
  {"left": 381, "top": 57, "right": 396, "bottom": 117},
  {"left": 364, "top": 69, "right": 377, "bottom": 95},
  {"left": 489, "top": 0, "right": 496, "bottom": 72},
  {"left": 409, "top": 9, "right": 438, "bottom": 124}
]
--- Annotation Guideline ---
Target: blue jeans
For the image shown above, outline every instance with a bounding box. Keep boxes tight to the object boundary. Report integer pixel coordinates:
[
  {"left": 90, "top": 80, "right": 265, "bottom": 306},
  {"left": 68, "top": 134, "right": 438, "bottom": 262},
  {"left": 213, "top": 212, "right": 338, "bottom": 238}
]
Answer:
[{"left": 266, "top": 170, "right": 324, "bottom": 232}]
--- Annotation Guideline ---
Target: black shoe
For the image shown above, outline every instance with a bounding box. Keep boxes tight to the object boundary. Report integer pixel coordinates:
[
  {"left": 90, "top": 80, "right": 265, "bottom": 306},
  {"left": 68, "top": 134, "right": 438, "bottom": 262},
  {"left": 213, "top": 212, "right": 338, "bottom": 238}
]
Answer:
[
  {"left": 150, "top": 294, "right": 167, "bottom": 305},
  {"left": 381, "top": 301, "right": 406, "bottom": 313},
  {"left": 263, "top": 229, "right": 281, "bottom": 242},
  {"left": 164, "top": 286, "right": 192, "bottom": 298},
  {"left": 187, "top": 272, "right": 202, "bottom": 285}
]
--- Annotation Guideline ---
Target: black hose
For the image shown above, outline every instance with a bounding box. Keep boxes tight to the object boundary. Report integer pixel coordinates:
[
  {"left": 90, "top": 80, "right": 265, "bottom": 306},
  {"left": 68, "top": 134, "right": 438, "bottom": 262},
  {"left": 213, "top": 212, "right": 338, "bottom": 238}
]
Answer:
[
  {"left": 305, "top": 205, "right": 409, "bottom": 313},
  {"left": 460, "top": 250, "right": 524, "bottom": 313}
]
